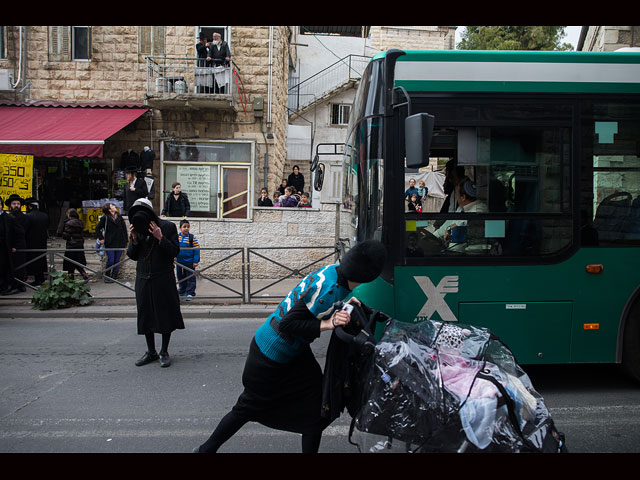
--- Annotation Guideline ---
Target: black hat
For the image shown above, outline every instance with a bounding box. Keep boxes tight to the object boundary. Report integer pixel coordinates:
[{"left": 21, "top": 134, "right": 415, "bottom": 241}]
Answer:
[
  {"left": 127, "top": 198, "right": 158, "bottom": 235},
  {"left": 4, "top": 194, "right": 24, "bottom": 207},
  {"left": 124, "top": 166, "right": 138, "bottom": 174},
  {"left": 339, "top": 240, "right": 386, "bottom": 284},
  {"left": 24, "top": 197, "right": 39, "bottom": 206}
]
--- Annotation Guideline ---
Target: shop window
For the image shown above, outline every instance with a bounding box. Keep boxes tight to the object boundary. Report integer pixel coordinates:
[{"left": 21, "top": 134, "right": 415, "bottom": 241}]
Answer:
[{"left": 162, "top": 140, "right": 253, "bottom": 220}]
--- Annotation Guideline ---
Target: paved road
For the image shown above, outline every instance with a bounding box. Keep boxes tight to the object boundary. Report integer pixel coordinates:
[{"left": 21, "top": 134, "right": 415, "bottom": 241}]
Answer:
[{"left": 1, "top": 315, "right": 640, "bottom": 453}]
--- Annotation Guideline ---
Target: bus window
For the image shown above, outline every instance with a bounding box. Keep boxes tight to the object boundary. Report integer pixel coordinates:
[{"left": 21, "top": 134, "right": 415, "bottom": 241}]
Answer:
[
  {"left": 404, "top": 104, "right": 572, "bottom": 259},
  {"left": 585, "top": 102, "right": 640, "bottom": 246}
]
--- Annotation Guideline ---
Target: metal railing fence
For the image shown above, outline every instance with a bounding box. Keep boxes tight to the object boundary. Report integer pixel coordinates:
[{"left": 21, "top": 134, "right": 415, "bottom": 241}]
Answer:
[{"left": 2, "top": 244, "right": 339, "bottom": 304}]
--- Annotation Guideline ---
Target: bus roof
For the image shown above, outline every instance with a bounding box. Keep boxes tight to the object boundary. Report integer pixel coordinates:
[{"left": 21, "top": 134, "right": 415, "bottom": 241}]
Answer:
[{"left": 374, "top": 50, "right": 640, "bottom": 94}]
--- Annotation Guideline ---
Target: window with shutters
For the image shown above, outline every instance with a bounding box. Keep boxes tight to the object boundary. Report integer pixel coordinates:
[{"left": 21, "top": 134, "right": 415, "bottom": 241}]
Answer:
[
  {"left": 48, "top": 26, "right": 91, "bottom": 61},
  {"left": 138, "top": 26, "right": 166, "bottom": 61}
]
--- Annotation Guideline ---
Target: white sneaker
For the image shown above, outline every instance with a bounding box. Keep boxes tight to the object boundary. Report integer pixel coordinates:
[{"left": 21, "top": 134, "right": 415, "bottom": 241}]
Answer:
[{"left": 186, "top": 295, "right": 193, "bottom": 301}]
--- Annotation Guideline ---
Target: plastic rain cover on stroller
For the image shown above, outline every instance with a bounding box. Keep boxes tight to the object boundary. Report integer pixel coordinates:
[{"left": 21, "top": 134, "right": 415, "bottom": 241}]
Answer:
[{"left": 349, "top": 317, "right": 567, "bottom": 453}]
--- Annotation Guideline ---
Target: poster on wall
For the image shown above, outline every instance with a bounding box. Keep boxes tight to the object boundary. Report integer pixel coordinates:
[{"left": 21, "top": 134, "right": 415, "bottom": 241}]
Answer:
[
  {"left": 176, "top": 165, "right": 211, "bottom": 211},
  {"left": 0, "top": 153, "right": 33, "bottom": 211}
]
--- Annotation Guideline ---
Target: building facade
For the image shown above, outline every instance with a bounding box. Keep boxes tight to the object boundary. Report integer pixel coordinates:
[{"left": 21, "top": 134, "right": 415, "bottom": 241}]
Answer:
[{"left": 1, "top": 25, "right": 295, "bottom": 225}]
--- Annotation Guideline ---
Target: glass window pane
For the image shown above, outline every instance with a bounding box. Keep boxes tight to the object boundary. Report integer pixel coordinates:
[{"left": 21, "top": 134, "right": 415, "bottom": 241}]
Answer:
[{"left": 72, "top": 26, "right": 89, "bottom": 60}]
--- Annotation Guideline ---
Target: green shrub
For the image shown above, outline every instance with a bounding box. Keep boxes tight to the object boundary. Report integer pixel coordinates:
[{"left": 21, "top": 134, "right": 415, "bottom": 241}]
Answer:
[{"left": 31, "top": 269, "right": 93, "bottom": 310}]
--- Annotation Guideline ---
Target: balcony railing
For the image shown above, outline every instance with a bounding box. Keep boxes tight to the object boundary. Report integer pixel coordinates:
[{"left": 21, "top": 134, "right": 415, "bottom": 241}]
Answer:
[
  {"left": 144, "top": 56, "right": 246, "bottom": 112},
  {"left": 288, "top": 55, "right": 370, "bottom": 113}
]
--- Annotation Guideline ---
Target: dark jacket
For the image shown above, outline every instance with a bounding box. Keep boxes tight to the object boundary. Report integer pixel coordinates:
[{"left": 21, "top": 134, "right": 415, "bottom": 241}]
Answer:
[
  {"left": 25, "top": 209, "right": 49, "bottom": 275},
  {"left": 126, "top": 218, "right": 184, "bottom": 335},
  {"left": 161, "top": 192, "right": 191, "bottom": 217},
  {"left": 287, "top": 172, "right": 305, "bottom": 194},
  {"left": 196, "top": 41, "right": 210, "bottom": 67},
  {"left": 209, "top": 41, "right": 231, "bottom": 65},
  {"left": 62, "top": 217, "right": 85, "bottom": 249},
  {"left": 258, "top": 196, "right": 273, "bottom": 207},
  {"left": 96, "top": 213, "right": 128, "bottom": 248},
  {"left": 124, "top": 178, "right": 148, "bottom": 213}
]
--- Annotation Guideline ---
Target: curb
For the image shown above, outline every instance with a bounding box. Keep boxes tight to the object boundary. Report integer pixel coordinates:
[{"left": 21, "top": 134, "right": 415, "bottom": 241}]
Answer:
[{"left": 1, "top": 304, "right": 274, "bottom": 319}]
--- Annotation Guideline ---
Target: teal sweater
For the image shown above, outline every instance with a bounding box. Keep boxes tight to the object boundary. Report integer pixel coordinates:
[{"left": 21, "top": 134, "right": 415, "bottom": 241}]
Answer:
[{"left": 254, "top": 264, "right": 351, "bottom": 363}]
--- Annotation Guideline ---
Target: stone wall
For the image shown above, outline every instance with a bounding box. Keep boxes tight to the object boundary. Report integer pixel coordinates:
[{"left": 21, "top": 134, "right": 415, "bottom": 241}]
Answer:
[
  {"left": 370, "top": 26, "right": 456, "bottom": 52},
  {"left": 582, "top": 26, "right": 640, "bottom": 52},
  {"left": 112, "top": 205, "right": 343, "bottom": 281}
]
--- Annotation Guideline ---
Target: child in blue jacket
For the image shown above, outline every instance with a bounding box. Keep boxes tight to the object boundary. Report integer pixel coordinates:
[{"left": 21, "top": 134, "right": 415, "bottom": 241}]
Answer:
[{"left": 176, "top": 219, "right": 200, "bottom": 300}]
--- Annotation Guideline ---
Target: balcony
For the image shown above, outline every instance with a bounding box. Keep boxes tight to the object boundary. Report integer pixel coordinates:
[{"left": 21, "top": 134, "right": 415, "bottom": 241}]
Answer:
[{"left": 144, "top": 56, "right": 245, "bottom": 112}]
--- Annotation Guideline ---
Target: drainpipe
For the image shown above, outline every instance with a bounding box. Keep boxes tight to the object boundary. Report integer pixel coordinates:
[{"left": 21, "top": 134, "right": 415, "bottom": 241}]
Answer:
[
  {"left": 11, "top": 26, "right": 23, "bottom": 89},
  {"left": 268, "top": 26, "right": 273, "bottom": 125}
]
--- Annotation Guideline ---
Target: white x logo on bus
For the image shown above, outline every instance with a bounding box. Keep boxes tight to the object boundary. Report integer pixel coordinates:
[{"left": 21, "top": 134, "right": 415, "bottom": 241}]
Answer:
[{"left": 414, "top": 275, "right": 459, "bottom": 322}]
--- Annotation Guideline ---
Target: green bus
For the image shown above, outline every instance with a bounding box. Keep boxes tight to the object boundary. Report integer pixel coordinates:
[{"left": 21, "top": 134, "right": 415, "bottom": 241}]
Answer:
[{"left": 341, "top": 49, "right": 640, "bottom": 380}]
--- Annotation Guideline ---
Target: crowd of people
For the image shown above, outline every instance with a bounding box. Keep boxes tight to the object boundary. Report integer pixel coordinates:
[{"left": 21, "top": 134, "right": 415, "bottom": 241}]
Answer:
[{"left": 258, "top": 166, "right": 313, "bottom": 209}]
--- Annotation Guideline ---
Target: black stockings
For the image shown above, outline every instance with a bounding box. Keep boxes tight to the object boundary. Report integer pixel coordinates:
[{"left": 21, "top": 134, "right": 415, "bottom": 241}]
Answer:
[
  {"left": 197, "top": 410, "right": 323, "bottom": 453},
  {"left": 145, "top": 332, "right": 171, "bottom": 354}
]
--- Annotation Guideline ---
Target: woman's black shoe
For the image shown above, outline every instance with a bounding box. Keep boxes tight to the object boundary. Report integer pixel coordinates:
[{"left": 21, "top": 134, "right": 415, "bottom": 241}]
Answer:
[
  {"left": 135, "top": 351, "right": 159, "bottom": 366},
  {"left": 159, "top": 352, "right": 171, "bottom": 368}
]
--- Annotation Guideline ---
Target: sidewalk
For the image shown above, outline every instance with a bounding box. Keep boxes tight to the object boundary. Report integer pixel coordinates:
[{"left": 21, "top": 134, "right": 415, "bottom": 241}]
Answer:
[{"left": 0, "top": 275, "right": 299, "bottom": 319}]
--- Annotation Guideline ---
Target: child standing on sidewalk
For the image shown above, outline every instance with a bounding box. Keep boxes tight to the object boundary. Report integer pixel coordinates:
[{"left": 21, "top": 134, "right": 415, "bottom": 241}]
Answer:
[{"left": 176, "top": 219, "right": 200, "bottom": 301}]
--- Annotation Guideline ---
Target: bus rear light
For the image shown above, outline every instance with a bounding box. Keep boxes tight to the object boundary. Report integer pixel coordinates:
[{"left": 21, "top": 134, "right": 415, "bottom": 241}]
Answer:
[
  {"left": 585, "top": 264, "right": 604, "bottom": 274},
  {"left": 584, "top": 323, "right": 600, "bottom": 330}
]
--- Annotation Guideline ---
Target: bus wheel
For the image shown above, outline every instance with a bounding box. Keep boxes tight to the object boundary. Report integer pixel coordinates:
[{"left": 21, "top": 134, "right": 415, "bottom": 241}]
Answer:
[{"left": 622, "top": 303, "right": 640, "bottom": 383}]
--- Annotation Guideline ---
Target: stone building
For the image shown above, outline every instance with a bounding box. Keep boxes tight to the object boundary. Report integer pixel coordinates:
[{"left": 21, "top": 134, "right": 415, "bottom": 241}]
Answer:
[
  {"left": 577, "top": 26, "right": 640, "bottom": 52},
  {"left": 0, "top": 26, "right": 454, "bottom": 280}
]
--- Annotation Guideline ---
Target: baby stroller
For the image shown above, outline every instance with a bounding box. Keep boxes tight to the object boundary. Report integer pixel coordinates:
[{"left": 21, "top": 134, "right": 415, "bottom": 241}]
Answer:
[{"left": 321, "top": 303, "right": 567, "bottom": 453}]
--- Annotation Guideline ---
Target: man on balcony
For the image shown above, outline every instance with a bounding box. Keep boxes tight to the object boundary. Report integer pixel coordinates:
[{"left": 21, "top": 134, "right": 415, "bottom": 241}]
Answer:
[{"left": 207, "top": 32, "right": 231, "bottom": 94}]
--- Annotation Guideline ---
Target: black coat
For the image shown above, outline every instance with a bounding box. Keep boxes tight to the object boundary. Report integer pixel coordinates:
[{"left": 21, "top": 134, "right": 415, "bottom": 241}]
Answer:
[
  {"left": 209, "top": 41, "right": 231, "bottom": 65},
  {"left": 287, "top": 173, "right": 305, "bottom": 194},
  {"left": 0, "top": 213, "right": 16, "bottom": 281},
  {"left": 126, "top": 218, "right": 184, "bottom": 335},
  {"left": 161, "top": 192, "right": 191, "bottom": 217},
  {"left": 124, "top": 178, "right": 148, "bottom": 213},
  {"left": 25, "top": 209, "right": 49, "bottom": 276},
  {"left": 96, "top": 213, "right": 128, "bottom": 248}
]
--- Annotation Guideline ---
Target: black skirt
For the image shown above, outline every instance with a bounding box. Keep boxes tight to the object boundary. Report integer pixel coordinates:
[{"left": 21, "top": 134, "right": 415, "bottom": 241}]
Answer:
[{"left": 232, "top": 338, "right": 330, "bottom": 435}]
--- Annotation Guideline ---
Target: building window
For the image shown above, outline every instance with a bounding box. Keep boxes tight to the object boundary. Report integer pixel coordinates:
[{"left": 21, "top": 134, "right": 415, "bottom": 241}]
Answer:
[
  {"left": 331, "top": 104, "right": 351, "bottom": 126},
  {"left": 138, "top": 26, "right": 165, "bottom": 60},
  {"left": 1, "top": 27, "right": 7, "bottom": 59},
  {"left": 72, "top": 26, "right": 91, "bottom": 60},
  {"left": 48, "top": 26, "right": 91, "bottom": 61},
  {"left": 161, "top": 140, "right": 254, "bottom": 220}
]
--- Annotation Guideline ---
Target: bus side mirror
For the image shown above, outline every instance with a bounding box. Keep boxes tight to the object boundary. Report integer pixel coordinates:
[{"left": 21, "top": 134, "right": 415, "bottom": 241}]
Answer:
[{"left": 405, "top": 113, "right": 434, "bottom": 168}]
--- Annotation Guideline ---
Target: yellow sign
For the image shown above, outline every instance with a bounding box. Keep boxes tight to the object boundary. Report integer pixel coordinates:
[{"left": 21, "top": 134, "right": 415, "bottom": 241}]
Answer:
[{"left": 0, "top": 154, "right": 33, "bottom": 210}]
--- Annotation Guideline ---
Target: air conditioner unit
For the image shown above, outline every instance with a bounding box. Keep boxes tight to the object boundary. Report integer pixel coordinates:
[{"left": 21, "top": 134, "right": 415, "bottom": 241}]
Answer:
[{"left": 0, "top": 69, "right": 14, "bottom": 91}]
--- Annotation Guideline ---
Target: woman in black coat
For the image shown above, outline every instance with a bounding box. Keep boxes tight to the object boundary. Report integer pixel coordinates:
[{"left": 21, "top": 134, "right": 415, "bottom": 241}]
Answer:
[
  {"left": 287, "top": 165, "right": 305, "bottom": 195},
  {"left": 96, "top": 202, "right": 128, "bottom": 282},
  {"left": 126, "top": 198, "right": 184, "bottom": 368},
  {"left": 62, "top": 208, "right": 89, "bottom": 281}
]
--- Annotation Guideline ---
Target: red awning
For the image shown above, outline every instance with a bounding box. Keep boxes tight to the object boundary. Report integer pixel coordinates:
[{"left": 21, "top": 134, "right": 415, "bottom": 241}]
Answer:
[{"left": 0, "top": 105, "right": 148, "bottom": 158}]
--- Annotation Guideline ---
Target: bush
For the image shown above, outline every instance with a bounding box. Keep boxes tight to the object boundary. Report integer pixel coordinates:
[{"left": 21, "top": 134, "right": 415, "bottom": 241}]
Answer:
[{"left": 31, "top": 269, "right": 93, "bottom": 310}]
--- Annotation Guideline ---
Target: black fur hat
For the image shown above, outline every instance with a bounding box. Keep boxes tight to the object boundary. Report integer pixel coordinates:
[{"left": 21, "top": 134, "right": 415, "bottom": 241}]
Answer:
[{"left": 339, "top": 240, "right": 387, "bottom": 284}]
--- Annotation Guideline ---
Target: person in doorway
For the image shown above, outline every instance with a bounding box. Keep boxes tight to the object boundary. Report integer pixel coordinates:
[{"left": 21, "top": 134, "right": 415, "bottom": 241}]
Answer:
[
  {"left": 287, "top": 165, "right": 305, "bottom": 195},
  {"left": 24, "top": 197, "right": 49, "bottom": 286},
  {"left": 208, "top": 32, "right": 231, "bottom": 94},
  {"left": 176, "top": 219, "right": 200, "bottom": 301},
  {"left": 96, "top": 202, "right": 128, "bottom": 283},
  {"left": 160, "top": 182, "right": 191, "bottom": 218},
  {"left": 123, "top": 167, "right": 148, "bottom": 215},
  {"left": 62, "top": 208, "right": 89, "bottom": 282},
  {"left": 193, "top": 240, "right": 387, "bottom": 453},
  {"left": 196, "top": 32, "right": 211, "bottom": 68},
  {"left": 127, "top": 198, "right": 184, "bottom": 368}
]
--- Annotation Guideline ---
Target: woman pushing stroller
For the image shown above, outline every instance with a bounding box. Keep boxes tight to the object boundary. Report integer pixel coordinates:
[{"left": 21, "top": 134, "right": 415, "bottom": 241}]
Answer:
[{"left": 193, "top": 240, "right": 387, "bottom": 453}]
